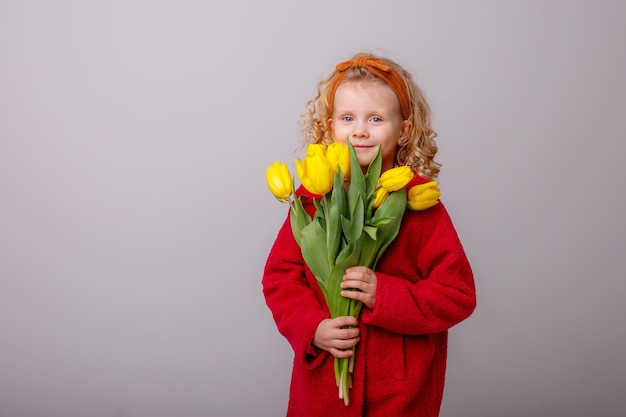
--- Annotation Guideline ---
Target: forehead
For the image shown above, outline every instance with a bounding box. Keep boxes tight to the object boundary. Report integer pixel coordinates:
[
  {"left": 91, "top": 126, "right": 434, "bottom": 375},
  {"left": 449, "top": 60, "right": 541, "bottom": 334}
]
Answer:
[{"left": 333, "top": 80, "right": 401, "bottom": 111}]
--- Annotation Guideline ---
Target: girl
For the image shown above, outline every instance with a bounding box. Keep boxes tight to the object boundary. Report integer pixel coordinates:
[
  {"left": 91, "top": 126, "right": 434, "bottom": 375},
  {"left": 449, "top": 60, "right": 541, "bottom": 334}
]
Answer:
[{"left": 263, "top": 53, "right": 476, "bottom": 417}]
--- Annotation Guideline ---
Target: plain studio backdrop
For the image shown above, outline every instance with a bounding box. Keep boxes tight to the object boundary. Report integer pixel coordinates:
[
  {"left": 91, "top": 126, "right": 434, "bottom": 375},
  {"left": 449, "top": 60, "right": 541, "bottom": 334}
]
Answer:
[{"left": 1, "top": 1, "right": 625, "bottom": 416}]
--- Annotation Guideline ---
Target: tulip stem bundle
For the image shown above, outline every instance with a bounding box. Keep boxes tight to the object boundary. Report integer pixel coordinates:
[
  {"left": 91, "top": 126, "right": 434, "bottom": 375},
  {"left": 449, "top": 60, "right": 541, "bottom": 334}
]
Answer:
[{"left": 266, "top": 141, "right": 441, "bottom": 406}]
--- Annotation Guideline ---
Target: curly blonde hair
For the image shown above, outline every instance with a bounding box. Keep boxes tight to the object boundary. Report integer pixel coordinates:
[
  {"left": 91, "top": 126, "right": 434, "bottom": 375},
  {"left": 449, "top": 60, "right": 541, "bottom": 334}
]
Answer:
[{"left": 299, "top": 53, "right": 441, "bottom": 179}]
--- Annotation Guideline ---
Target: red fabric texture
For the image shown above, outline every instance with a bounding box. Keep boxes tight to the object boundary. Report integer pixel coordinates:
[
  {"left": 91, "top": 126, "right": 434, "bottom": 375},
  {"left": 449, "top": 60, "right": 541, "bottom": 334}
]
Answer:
[{"left": 262, "top": 176, "right": 476, "bottom": 417}]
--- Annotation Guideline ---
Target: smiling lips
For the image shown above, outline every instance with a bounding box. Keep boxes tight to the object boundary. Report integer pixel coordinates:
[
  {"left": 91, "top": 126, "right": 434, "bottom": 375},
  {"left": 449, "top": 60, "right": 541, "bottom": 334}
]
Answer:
[{"left": 351, "top": 143, "right": 376, "bottom": 150}]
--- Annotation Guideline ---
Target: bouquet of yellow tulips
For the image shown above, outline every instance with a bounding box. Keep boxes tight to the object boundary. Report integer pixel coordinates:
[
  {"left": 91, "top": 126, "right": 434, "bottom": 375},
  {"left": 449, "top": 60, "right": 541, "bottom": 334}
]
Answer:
[{"left": 266, "top": 141, "right": 440, "bottom": 406}]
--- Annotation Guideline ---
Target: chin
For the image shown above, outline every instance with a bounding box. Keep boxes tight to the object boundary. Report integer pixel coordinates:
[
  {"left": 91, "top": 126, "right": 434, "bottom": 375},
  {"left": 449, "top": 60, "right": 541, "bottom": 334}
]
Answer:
[{"left": 357, "top": 157, "right": 373, "bottom": 169}]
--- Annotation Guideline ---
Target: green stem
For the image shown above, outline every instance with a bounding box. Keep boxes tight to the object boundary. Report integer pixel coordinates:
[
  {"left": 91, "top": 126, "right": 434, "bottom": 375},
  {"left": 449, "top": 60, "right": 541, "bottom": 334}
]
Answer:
[
  {"left": 322, "top": 194, "right": 333, "bottom": 268},
  {"left": 341, "top": 356, "right": 350, "bottom": 405}
]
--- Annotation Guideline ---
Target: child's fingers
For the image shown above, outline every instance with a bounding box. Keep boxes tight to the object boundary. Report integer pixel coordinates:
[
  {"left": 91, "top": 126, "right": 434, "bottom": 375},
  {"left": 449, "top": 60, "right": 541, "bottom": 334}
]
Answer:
[
  {"left": 340, "top": 279, "right": 374, "bottom": 297},
  {"left": 314, "top": 317, "right": 360, "bottom": 355},
  {"left": 344, "top": 266, "right": 374, "bottom": 282},
  {"left": 343, "top": 268, "right": 377, "bottom": 292},
  {"left": 331, "top": 315, "right": 358, "bottom": 328},
  {"left": 341, "top": 289, "right": 371, "bottom": 304},
  {"left": 329, "top": 347, "right": 356, "bottom": 359},
  {"left": 345, "top": 266, "right": 371, "bottom": 274},
  {"left": 340, "top": 279, "right": 370, "bottom": 292},
  {"left": 341, "top": 282, "right": 376, "bottom": 308},
  {"left": 329, "top": 329, "right": 360, "bottom": 357},
  {"left": 334, "top": 326, "right": 359, "bottom": 341},
  {"left": 331, "top": 335, "right": 360, "bottom": 350}
]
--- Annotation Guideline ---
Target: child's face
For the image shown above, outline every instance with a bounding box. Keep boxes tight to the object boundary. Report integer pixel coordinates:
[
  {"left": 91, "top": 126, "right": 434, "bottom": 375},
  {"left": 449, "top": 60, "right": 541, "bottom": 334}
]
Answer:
[{"left": 329, "top": 81, "right": 409, "bottom": 172}]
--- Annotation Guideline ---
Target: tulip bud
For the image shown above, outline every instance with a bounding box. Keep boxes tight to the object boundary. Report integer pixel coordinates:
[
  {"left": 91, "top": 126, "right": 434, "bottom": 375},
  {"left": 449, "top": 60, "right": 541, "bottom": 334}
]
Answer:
[
  {"left": 407, "top": 181, "right": 440, "bottom": 210},
  {"left": 372, "top": 187, "right": 389, "bottom": 209},
  {"left": 305, "top": 143, "right": 327, "bottom": 157},
  {"left": 266, "top": 161, "right": 293, "bottom": 202},
  {"left": 377, "top": 166, "right": 414, "bottom": 192},
  {"left": 296, "top": 154, "right": 334, "bottom": 195},
  {"left": 326, "top": 142, "right": 350, "bottom": 176}
]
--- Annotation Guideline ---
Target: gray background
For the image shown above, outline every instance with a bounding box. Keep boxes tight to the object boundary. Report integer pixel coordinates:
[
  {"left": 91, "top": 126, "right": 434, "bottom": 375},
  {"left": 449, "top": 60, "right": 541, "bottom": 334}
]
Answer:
[{"left": 1, "top": 1, "right": 625, "bottom": 416}]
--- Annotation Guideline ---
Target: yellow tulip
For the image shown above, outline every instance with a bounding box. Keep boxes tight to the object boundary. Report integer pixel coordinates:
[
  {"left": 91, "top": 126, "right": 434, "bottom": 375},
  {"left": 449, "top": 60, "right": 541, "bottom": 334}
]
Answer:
[
  {"left": 305, "top": 143, "right": 327, "bottom": 157},
  {"left": 266, "top": 161, "right": 293, "bottom": 202},
  {"left": 372, "top": 187, "right": 389, "bottom": 209},
  {"left": 326, "top": 142, "right": 350, "bottom": 176},
  {"left": 296, "top": 153, "right": 334, "bottom": 195},
  {"left": 407, "top": 181, "right": 441, "bottom": 210},
  {"left": 377, "top": 166, "right": 414, "bottom": 192}
]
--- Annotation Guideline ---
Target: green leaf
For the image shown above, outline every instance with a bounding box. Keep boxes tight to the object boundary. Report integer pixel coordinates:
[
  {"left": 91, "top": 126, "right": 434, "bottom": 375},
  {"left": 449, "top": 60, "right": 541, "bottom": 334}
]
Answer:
[
  {"left": 326, "top": 253, "right": 362, "bottom": 318},
  {"left": 289, "top": 196, "right": 311, "bottom": 248},
  {"left": 365, "top": 148, "right": 382, "bottom": 195},
  {"left": 346, "top": 141, "right": 366, "bottom": 218},
  {"left": 358, "top": 233, "right": 378, "bottom": 267},
  {"left": 363, "top": 225, "right": 377, "bottom": 240},
  {"left": 327, "top": 171, "right": 346, "bottom": 266},
  {"left": 312, "top": 198, "right": 326, "bottom": 228},
  {"left": 369, "top": 216, "right": 394, "bottom": 227},
  {"left": 344, "top": 197, "right": 364, "bottom": 252},
  {"left": 299, "top": 219, "right": 331, "bottom": 291},
  {"left": 340, "top": 215, "right": 352, "bottom": 240},
  {"left": 373, "top": 189, "right": 408, "bottom": 222},
  {"left": 336, "top": 230, "right": 361, "bottom": 265},
  {"left": 370, "top": 190, "right": 408, "bottom": 268}
]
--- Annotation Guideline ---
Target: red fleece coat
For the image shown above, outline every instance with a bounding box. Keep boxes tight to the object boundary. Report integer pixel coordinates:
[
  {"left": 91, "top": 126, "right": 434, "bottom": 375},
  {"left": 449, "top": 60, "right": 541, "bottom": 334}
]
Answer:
[{"left": 263, "top": 176, "right": 476, "bottom": 417}]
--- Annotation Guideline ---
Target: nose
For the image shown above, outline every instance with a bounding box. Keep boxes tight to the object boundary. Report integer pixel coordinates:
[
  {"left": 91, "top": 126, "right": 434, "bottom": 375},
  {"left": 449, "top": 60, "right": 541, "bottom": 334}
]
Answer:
[{"left": 351, "top": 121, "right": 368, "bottom": 139}]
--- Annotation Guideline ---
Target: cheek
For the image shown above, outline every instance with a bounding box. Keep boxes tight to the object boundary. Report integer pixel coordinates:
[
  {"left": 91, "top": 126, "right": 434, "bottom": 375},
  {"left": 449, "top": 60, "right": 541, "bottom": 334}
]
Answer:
[
  {"left": 381, "top": 139, "right": 399, "bottom": 161},
  {"left": 383, "top": 134, "right": 399, "bottom": 152},
  {"left": 331, "top": 125, "right": 349, "bottom": 143}
]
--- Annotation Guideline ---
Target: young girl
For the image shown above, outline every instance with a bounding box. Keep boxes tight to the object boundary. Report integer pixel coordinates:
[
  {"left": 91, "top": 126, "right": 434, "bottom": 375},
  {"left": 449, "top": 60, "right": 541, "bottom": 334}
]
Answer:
[{"left": 263, "top": 53, "right": 476, "bottom": 417}]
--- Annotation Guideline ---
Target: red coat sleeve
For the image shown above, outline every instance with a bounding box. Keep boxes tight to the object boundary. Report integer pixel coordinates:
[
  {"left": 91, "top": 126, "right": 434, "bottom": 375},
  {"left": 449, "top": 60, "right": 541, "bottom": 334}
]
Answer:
[
  {"left": 262, "top": 216, "right": 329, "bottom": 364},
  {"left": 361, "top": 201, "right": 476, "bottom": 335}
]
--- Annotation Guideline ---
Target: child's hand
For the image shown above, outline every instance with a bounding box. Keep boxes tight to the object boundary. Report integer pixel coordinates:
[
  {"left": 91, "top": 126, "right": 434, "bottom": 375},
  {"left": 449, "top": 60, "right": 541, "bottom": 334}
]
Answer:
[
  {"left": 313, "top": 317, "right": 360, "bottom": 358},
  {"left": 341, "top": 266, "right": 377, "bottom": 309}
]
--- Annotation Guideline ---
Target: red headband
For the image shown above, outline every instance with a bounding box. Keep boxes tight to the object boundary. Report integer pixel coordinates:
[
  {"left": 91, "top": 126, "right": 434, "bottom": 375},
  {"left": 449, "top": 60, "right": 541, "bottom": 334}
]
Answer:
[{"left": 326, "top": 56, "right": 411, "bottom": 120}]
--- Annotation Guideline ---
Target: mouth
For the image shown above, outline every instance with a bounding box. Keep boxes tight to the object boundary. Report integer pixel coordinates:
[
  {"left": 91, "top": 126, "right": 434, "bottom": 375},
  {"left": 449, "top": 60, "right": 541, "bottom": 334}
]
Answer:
[
  {"left": 352, "top": 145, "right": 377, "bottom": 155},
  {"left": 351, "top": 143, "right": 375, "bottom": 149}
]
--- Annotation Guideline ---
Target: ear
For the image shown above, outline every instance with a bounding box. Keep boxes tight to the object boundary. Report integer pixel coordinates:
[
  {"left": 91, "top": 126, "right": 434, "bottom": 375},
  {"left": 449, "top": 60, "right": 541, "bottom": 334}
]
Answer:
[
  {"left": 398, "top": 120, "right": 412, "bottom": 144},
  {"left": 327, "top": 117, "right": 334, "bottom": 134}
]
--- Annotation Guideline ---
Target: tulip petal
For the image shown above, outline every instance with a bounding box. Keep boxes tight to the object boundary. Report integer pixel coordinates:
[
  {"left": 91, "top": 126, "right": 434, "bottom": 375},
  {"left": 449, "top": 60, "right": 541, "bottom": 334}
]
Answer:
[
  {"left": 372, "top": 187, "right": 389, "bottom": 209},
  {"left": 377, "top": 166, "right": 414, "bottom": 192},
  {"left": 266, "top": 161, "right": 293, "bottom": 201},
  {"left": 297, "top": 153, "right": 334, "bottom": 195},
  {"left": 306, "top": 143, "right": 327, "bottom": 157},
  {"left": 407, "top": 181, "right": 440, "bottom": 210},
  {"left": 327, "top": 142, "right": 350, "bottom": 175}
]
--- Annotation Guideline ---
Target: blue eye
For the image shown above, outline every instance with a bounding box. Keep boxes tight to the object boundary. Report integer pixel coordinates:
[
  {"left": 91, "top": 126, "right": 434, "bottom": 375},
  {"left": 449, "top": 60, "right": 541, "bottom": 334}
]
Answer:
[
  {"left": 371, "top": 116, "right": 382, "bottom": 123},
  {"left": 342, "top": 116, "right": 353, "bottom": 122}
]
